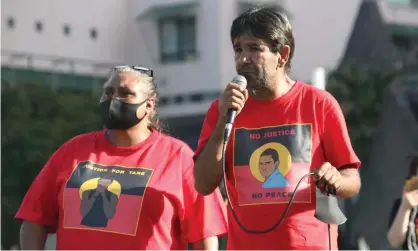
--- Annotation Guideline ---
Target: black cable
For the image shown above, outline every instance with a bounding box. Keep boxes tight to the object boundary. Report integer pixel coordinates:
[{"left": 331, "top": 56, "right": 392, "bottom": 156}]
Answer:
[{"left": 221, "top": 141, "right": 314, "bottom": 234}]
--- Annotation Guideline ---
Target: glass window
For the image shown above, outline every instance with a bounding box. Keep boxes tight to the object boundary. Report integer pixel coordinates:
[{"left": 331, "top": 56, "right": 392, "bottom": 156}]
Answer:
[
  {"left": 160, "top": 20, "right": 178, "bottom": 56},
  {"left": 35, "top": 21, "right": 43, "bottom": 32},
  {"left": 63, "top": 24, "right": 71, "bottom": 36},
  {"left": 6, "top": 17, "right": 15, "bottom": 29},
  {"left": 90, "top": 28, "right": 98, "bottom": 40},
  {"left": 159, "top": 16, "right": 197, "bottom": 63}
]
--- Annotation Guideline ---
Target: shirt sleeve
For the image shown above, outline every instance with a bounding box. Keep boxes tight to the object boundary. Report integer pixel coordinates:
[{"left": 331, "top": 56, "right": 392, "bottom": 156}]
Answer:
[
  {"left": 322, "top": 93, "right": 361, "bottom": 169},
  {"left": 181, "top": 145, "right": 228, "bottom": 243},
  {"left": 14, "top": 141, "right": 70, "bottom": 228},
  {"left": 193, "top": 100, "right": 220, "bottom": 160}
]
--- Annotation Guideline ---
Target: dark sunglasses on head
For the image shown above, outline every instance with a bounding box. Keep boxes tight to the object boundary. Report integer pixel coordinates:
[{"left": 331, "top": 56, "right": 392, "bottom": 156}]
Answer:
[{"left": 113, "top": 65, "right": 153, "bottom": 78}]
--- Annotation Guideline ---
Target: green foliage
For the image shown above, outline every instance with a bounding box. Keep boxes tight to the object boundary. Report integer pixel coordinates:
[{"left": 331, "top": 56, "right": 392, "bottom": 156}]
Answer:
[
  {"left": 326, "top": 62, "right": 417, "bottom": 166},
  {"left": 1, "top": 82, "right": 101, "bottom": 248}
]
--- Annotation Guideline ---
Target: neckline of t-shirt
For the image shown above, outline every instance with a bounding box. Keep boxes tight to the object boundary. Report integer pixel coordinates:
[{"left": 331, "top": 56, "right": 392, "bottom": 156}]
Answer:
[
  {"left": 99, "top": 128, "right": 159, "bottom": 153},
  {"left": 247, "top": 80, "right": 302, "bottom": 106}
]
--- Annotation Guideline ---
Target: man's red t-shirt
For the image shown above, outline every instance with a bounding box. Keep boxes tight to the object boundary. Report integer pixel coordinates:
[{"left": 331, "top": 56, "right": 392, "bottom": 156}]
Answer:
[
  {"left": 16, "top": 130, "right": 227, "bottom": 250},
  {"left": 194, "top": 81, "right": 361, "bottom": 250}
]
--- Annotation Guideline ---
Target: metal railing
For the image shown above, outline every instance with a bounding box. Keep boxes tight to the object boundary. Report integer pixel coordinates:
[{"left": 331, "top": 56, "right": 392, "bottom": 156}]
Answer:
[
  {"left": 1, "top": 49, "right": 124, "bottom": 77},
  {"left": 1, "top": 49, "right": 128, "bottom": 92}
]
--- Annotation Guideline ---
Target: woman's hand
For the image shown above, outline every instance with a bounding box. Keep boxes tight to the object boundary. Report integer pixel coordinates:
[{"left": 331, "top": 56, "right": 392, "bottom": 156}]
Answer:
[{"left": 401, "top": 176, "right": 418, "bottom": 209}]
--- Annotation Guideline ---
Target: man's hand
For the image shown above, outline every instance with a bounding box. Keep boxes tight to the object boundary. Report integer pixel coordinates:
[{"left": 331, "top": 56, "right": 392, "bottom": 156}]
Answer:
[
  {"left": 314, "top": 162, "right": 342, "bottom": 195},
  {"left": 97, "top": 179, "right": 112, "bottom": 194},
  {"left": 96, "top": 185, "right": 108, "bottom": 194},
  {"left": 218, "top": 82, "right": 248, "bottom": 121}
]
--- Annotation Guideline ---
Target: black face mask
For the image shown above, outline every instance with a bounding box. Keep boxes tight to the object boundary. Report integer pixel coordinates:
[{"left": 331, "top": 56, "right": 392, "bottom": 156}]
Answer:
[{"left": 99, "top": 98, "right": 147, "bottom": 130}]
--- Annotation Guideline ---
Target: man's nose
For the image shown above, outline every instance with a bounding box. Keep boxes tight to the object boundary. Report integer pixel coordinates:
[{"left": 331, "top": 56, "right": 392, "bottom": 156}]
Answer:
[{"left": 237, "top": 52, "right": 251, "bottom": 64}]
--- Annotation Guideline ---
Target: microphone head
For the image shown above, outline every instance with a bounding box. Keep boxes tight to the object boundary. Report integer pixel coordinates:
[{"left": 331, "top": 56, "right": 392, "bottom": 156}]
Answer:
[{"left": 232, "top": 75, "right": 247, "bottom": 89}]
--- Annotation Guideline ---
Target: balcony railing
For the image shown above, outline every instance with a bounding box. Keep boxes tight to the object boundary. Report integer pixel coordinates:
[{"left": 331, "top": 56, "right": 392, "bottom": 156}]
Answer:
[
  {"left": 1, "top": 49, "right": 123, "bottom": 77},
  {"left": 0, "top": 49, "right": 124, "bottom": 92}
]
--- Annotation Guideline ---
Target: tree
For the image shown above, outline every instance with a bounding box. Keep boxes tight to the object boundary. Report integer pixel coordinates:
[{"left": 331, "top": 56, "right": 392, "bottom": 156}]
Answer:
[
  {"left": 326, "top": 62, "right": 417, "bottom": 166},
  {"left": 1, "top": 82, "right": 101, "bottom": 248},
  {"left": 326, "top": 62, "right": 417, "bottom": 249}
]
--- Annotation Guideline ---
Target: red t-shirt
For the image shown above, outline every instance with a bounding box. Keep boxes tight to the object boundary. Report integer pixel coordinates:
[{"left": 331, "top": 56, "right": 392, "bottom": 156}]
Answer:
[
  {"left": 194, "top": 81, "right": 361, "bottom": 250},
  {"left": 16, "top": 129, "right": 228, "bottom": 250}
]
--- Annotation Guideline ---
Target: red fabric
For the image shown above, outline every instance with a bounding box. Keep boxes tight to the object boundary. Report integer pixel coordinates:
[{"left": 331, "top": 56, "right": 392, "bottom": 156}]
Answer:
[
  {"left": 194, "top": 81, "right": 360, "bottom": 250},
  {"left": 16, "top": 130, "right": 227, "bottom": 250}
]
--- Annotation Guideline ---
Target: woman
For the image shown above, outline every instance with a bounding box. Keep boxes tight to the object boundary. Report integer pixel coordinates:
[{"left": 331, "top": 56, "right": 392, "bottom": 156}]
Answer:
[
  {"left": 15, "top": 66, "right": 228, "bottom": 250},
  {"left": 387, "top": 154, "right": 418, "bottom": 250}
]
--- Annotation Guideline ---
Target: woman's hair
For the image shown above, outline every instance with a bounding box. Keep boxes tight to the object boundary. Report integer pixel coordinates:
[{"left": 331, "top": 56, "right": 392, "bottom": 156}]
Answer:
[{"left": 107, "top": 66, "right": 163, "bottom": 132}]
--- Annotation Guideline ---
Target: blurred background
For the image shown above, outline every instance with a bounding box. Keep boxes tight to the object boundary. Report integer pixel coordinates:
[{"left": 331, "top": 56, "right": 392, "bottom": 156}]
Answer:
[{"left": 1, "top": 0, "right": 418, "bottom": 249}]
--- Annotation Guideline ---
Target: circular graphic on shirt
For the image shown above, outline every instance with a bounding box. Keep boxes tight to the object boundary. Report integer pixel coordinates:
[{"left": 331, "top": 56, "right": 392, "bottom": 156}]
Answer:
[
  {"left": 249, "top": 142, "right": 292, "bottom": 183},
  {"left": 79, "top": 177, "right": 122, "bottom": 199}
]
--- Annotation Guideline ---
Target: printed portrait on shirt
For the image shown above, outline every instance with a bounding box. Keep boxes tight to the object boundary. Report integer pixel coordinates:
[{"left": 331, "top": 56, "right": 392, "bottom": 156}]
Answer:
[
  {"left": 79, "top": 177, "right": 121, "bottom": 228},
  {"left": 233, "top": 124, "right": 312, "bottom": 206},
  {"left": 63, "top": 161, "right": 153, "bottom": 236}
]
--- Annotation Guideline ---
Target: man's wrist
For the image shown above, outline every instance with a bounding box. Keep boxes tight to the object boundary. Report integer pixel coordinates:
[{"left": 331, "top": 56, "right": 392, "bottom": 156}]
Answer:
[
  {"left": 214, "top": 118, "right": 226, "bottom": 140},
  {"left": 217, "top": 114, "right": 227, "bottom": 127},
  {"left": 335, "top": 167, "right": 361, "bottom": 198}
]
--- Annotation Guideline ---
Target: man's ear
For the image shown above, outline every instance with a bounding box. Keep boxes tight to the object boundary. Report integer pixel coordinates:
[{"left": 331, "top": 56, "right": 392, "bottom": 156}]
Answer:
[{"left": 277, "top": 45, "right": 291, "bottom": 69}]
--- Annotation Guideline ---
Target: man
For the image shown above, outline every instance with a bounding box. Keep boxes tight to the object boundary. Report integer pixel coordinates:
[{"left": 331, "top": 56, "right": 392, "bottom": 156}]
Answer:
[
  {"left": 193, "top": 7, "right": 361, "bottom": 250},
  {"left": 259, "top": 148, "right": 289, "bottom": 188}
]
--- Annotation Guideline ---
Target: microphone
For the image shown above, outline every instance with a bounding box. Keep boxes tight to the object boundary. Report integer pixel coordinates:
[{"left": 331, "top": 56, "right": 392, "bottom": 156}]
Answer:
[{"left": 223, "top": 75, "right": 247, "bottom": 144}]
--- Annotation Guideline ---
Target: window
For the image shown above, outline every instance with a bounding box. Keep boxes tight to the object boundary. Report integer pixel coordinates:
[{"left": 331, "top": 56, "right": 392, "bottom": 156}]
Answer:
[
  {"left": 6, "top": 17, "right": 15, "bottom": 29},
  {"left": 387, "top": 0, "right": 410, "bottom": 5},
  {"left": 158, "top": 16, "right": 197, "bottom": 63},
  {"left": 63, "top": 24, "right": 71, "bottom": 36},
  {"left": 35, "top": 21, "right": 43, "bottom": 32},
  {"left": 387, "top": 0, "right": 418, "bottom": 7},
  {"left": 90, "top": 28, "right": 98, "bottom": 40}
]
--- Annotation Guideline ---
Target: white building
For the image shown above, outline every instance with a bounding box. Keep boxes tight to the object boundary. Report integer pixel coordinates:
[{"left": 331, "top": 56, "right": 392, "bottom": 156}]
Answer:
[
  {"left": 3, "top": 0, "right": 417, "bottom": 119},
  {"left": 1, "top": 0, "right": 364, "bottom": 115},
  {"left": 2, "top": 0, "right": 418, "bottom": 141},
  {"left": 3, "top": 0, "right": 418, "bottom": 147},
  {"left": 0, "top": 0, "right": 366, "bottom": 148}
]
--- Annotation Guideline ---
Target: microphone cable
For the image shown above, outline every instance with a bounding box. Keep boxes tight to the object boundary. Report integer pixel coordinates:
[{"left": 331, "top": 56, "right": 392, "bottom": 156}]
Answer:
[{"left": 221, "top": 139, "right": 315, "bottom": 234}]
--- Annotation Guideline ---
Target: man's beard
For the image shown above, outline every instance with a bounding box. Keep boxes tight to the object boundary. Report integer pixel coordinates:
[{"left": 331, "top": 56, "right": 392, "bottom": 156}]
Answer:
[
  {"left": 244, "top": 71, "right": 268, "bottom": 91},
  {"left": 238, "top": 65, "right": 269, "bottom": 93}
]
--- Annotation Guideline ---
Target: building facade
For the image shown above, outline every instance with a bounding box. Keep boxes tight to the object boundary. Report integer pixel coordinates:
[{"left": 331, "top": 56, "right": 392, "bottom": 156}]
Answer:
[{"left": 2, "top": 0, "right": 366, "bottom": 148}]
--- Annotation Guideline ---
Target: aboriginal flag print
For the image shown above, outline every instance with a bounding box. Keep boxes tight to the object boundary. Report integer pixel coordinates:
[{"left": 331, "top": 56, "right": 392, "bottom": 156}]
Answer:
[
  {"left": 62, "top": 161, "right": 153, "bottom": 236},
  {"left": 233, "top": 124, "right": 312, "bottom": 206}
]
